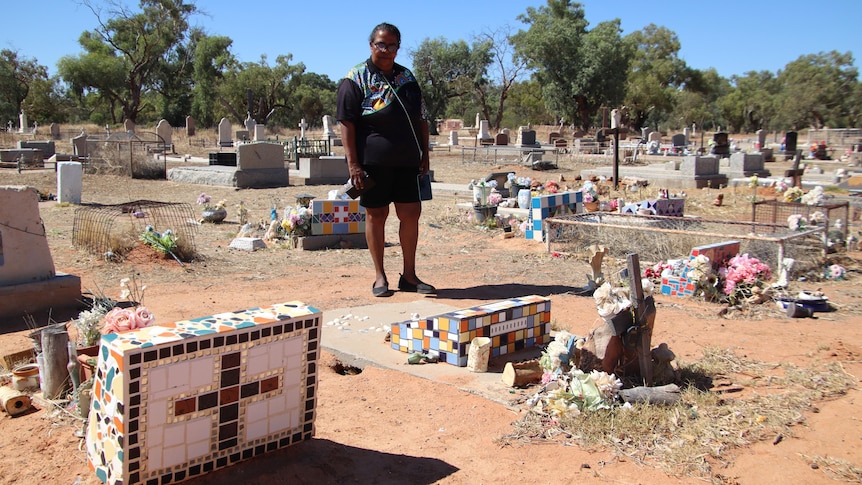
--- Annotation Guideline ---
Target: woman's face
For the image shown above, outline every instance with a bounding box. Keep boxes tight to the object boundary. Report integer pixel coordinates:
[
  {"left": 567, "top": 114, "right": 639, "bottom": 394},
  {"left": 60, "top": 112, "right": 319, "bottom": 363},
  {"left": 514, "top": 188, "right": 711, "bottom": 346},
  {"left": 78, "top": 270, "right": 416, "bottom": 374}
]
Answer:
[{"left": 369, "top": 29, "right": 399, "bottom": 72}]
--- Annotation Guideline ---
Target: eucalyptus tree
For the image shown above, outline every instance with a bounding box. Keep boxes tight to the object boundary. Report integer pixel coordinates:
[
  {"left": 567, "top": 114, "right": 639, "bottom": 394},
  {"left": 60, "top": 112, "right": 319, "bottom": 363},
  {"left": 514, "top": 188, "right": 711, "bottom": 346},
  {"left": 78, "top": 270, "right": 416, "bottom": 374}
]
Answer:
[
  {"left": 512, "top": 0, "right": 632, "bottom": 132},
  {"left": 0, "top": 49, "right": 48, "bottom": 125},
  {"left": 774, "top": 51, "right": 858, "bottom": 130},
  {"left": 58, "top": 0, "right": 197, "bottom": 124},
  {"left": 216, "top": 54, "right": 305, "bottom": 128},
  {"left": 411, "top": 37, "right": 492, "bottom": 135}
]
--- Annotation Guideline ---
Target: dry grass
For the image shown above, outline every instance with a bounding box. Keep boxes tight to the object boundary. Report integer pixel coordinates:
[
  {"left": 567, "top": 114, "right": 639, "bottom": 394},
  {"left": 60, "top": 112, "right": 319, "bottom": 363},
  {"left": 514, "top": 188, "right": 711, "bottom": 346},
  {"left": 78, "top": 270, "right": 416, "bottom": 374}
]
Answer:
[{"left": 497, "top": 347, "right": 857, "bottom": 483}]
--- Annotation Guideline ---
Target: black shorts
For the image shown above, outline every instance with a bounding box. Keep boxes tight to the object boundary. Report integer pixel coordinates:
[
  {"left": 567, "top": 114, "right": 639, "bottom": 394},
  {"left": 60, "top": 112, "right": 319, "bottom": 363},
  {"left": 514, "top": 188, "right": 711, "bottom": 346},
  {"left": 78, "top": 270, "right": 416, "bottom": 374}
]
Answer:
[{"left": 360, "top": 166, "right": 421, "bottom": 208}]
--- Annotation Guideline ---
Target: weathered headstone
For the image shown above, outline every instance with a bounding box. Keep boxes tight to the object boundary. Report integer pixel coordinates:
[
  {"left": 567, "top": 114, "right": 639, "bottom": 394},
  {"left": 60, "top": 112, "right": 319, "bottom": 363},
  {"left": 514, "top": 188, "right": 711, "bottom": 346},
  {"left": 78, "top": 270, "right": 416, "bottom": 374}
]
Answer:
[
  {"left": 518, "top": 128, "right": 537, "bottom": 146},
  {"left": 18, "top": 111, "right": 27, "bottom": 133},
  {"left": 71, "top": 133, "right": 88, "bottom": 158},
  {"left": 784, "top": 131, "right": 798, "bottom": 160},
  {"left": 253, "top": 124, "right": 266, "bottom": 141},
  {"left": 448, "top": 130, "right": 459, "bottom": 146},
  {"left": 756, "top": 129, "right": 766, "bottom": 150},
  {"left": 477, "top": 120, "right": 492, "bottom": 144},
  {"left": 642, "top": 127, "right": 654, "bottom": 141},
  {"left": 155, "top": 119, "right": 172, "bottom": 148},
  {"left": 50, "top": 123, "right": 61, "bottom": 140},
  {"left": 683, "top": 127, "right": 690, "bottom": 145},
  {"left": 648, "top": 131, "right": 662, "bottom": 143},
  {"left": 711, "top": 132, "right": 730, "bottom": 157},
  {"left": 671, "top": 134, "right": 686, "bottom": 149},
  {"left": 218, "top": 117, "right": 233, "bottom": 147},
  {"left": 495, "top": 133, "right": 509, "bottom": 145},
  {"left": 244, "top": 112, "right": 255, "bottom": 132},
  {"left": 123, "top": 119, "right": 135, "bottom": 133},
  {"left": 18, "top": 140, "right": 55, "bottom": 158},
  {"left": 185, "top": 115, "right": 195, "bottom": 137},
  {"left": 235, "top": 142, "right": 288, "bottom": 187}
]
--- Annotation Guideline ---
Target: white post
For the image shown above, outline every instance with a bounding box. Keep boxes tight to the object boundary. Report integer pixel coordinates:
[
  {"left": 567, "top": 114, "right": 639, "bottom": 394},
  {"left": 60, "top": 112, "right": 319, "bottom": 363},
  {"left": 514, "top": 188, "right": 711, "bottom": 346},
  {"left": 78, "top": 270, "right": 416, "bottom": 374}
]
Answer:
[{"left": 299, "top": 118, "right": 308, "bottom": 140}]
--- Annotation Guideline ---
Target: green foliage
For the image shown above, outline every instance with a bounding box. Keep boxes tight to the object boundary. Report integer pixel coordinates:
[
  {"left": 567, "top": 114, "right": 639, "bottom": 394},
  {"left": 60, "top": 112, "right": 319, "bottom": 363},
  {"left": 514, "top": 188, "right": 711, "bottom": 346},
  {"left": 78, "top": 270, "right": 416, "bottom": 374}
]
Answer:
[
  {"left": 512, "top": 0, "right": 632, "bottom": 131},
  {"left": 774, "top": 51, "right": 859, "bottom": 130},
  {"left": 0, "top": 49, "right": 48, "bottom": 125}
]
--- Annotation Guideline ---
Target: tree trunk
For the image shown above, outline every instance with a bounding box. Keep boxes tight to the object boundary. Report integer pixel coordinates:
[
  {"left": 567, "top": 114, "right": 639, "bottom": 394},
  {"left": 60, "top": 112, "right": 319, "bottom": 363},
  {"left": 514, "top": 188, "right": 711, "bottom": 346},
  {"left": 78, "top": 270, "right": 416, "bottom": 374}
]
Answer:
[
  {"left": 502, "top": 360, "right": 544, "bottom": 388},
  {"left": 40, "top": 324, "right": 71, "bottom": 400}
]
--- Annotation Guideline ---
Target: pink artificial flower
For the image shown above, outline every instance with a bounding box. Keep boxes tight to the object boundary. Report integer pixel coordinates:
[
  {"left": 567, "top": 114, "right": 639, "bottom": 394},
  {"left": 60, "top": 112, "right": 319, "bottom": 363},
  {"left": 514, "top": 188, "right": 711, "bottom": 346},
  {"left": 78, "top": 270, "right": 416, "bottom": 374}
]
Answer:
[
  {"left": 102, "top": 307, "right": 136, "bottom": 334},
  {"left": 135, "top": 306, "right": 155, "bottom": 328}
]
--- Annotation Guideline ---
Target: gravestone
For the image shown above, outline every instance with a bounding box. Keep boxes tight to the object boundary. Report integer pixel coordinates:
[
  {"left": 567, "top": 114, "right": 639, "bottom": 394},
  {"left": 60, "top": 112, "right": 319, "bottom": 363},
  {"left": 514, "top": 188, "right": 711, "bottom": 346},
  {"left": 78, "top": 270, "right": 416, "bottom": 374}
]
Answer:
[
  {"left": 235, "top": 142, "right": 288, "bottom": 188},
  {"left": 322, "top": 115, "right": 336, "bottom": 139},
  {"left": 185, "top": 115, "right": 195, "bottom": 136},
  {"left": 518, "top": 128, "right": 537, "bottom": 146},
  {"left": 123, "top": 119, "right": 135, "bottom": 133},
  {"left": 235, "top": 130, "right": 250, "bottom": 141},
  {"left": 784, "top": 131, "right": 798, "bottom": 160},
  {"left": 296, "top": 155, "right": 349, "bottom": 185},
  {"left": 244, "top": 113, "right": 255, "bottom": 132},
  {"left": 729, "top": 152, "right": 768, "bottom": 176},
  {"left": 671, "top": 134, "right": 686, "bottom": 149},
  {"left": 475, "top": 112, "right": 480, "bottom": 129},
  {"left": 683, "top": 127, "right": 690, "bottom": 145},
  {"left": 18, "top": 140, "right": 55, "bottom": 158},
  {"left": 681, "top": 155, "right": 719, "bottom": 176},
  {"left": 548, "top": 132, "right": 561, "bottom": 144},
  {"left": 155, "top": 119, "right": 172, "bottom": 149},
  {"left": 71, "top": 133, "right": 88, "bottom": 158},
  {"left": 50, "top": 123, "right": 61, "bottom": 140},
  {"left": 253, "top": 124, "right": 266, "bottom": 141},
  {"left": 448, "top": 130, "right": 459, "bottom": 146},
  {"left": 756, "top": 129, "right": 766, "bottom": 150},
  {"left": 642, "top": 127, "right": 654, "bottom": 141},
  {"left": 477, "top": 120, "right": 492, "bottom": 144},
  {"left": 648, "top": 131, "right": 662, "bottom": 143},
  {"left": 57, "top": 162, "right": 83, "bottom": 204},
  {"left": 0, "top": 186, "right": 81, "bottom": 319},
  {"left": 218, "top": 117, "right": 233, "bottom": 147},
  {"left": 298, "top": 118, "right": 308, "bottom": 140},
  {"left": 711, "top": 132, "right": 730, "bottom": 157},
  {"left": 495, "top": 133, "right": 509, "bottom": 145},
  {"left": 18, "top": 111, "right": 27, "bottom": 133}
]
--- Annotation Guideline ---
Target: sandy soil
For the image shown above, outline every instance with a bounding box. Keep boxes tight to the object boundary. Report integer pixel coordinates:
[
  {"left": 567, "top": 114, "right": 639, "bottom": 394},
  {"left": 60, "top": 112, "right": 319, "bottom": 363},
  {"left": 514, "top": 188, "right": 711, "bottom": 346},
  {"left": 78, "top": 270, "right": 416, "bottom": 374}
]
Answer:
[{"left": 0, "top": 129, "right": 861, "bottom": 485}]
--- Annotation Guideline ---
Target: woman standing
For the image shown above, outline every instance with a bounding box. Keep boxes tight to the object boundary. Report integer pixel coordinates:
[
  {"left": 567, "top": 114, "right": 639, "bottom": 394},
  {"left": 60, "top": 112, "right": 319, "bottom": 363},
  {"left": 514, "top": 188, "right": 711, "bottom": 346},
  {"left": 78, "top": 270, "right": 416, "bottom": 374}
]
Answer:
[{"left": 336, "top": 22, "right": 436, "bottom": 297}]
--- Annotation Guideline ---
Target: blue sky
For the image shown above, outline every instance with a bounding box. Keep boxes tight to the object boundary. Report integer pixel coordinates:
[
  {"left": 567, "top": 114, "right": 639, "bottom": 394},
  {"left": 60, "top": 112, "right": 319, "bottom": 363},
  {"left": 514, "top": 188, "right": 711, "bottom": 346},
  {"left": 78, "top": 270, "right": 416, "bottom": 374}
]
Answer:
[{"left": 3, "top": 0, "right": 861, "bottom": 82}]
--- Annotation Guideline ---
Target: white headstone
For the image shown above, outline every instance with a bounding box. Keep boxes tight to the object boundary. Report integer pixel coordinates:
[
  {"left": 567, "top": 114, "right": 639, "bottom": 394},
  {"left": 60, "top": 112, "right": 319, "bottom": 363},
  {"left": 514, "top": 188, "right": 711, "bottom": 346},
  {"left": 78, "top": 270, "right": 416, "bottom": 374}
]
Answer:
[
  {"left": 298, "top": 118, "right": 308, "bottom": 140},
  {"left": 57, "top": 162, "right": 83, "bottom": 204},
  {"left": 611, "top": 109, "right": 621, "bottom": 129},
  {"left": 18, "top": 111, "right": 27, "bottom": 133},
  {"left": 448, "top": 130, "right": 459, "bottom": 146},
  {"left": 322, "top": 115, "right": 336, "bottom": 138},
  {"left": 253, "top": 124, "right": 266, "bottom": 141},
  {"left": 244, "top": 113, "right": 255, "bottom": 132},
  {"left": 683, "top": 127, "right": 690, "bottom": 145},
  {"left": 475, "top": 113, "right": 480, "bottom": 129},
  {"left": 156, "top": 119, "right": 172, "bottom": 147},
  {"left": 218, "top": 118, "right": 232, "bottom": 146}
]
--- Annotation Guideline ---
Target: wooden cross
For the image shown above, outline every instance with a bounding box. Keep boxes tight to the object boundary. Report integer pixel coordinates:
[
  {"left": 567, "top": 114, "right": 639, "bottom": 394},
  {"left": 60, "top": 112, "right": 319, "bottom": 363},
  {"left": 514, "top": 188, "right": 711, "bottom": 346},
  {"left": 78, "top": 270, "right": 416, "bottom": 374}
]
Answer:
[
  {"left": 784, "top": 150, "right": 804, "bottom": 188},
  {"left": 626, "top": 253, "right": 656, "bottom": 387}
]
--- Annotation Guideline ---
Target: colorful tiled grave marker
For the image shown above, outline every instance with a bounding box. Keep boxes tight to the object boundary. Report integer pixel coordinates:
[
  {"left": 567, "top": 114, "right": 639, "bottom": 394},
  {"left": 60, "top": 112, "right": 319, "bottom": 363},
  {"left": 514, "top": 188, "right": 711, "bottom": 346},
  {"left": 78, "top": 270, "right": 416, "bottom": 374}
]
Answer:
[
  {"left": 390, "top": 295, "right": 551, "bottom": 366},
  {"left": 86, "top": 302, "right": 321, "bottom": 485},
  {"left": 661, "top": 241, "right": 740, "bottom": 297},
  {"left": 310, "top": 199, "right": 365, "bottom": 235},
  {"left": 524, "top": 192, "right": 583, "bottom": 241}
]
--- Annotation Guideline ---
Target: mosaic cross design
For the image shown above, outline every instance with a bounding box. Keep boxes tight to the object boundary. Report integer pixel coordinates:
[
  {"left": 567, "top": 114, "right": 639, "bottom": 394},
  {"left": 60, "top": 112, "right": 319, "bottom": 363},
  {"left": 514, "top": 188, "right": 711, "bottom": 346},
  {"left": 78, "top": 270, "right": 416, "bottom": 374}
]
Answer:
[{"left": 171, "top": 350, "right": 281, "bottom": 452}]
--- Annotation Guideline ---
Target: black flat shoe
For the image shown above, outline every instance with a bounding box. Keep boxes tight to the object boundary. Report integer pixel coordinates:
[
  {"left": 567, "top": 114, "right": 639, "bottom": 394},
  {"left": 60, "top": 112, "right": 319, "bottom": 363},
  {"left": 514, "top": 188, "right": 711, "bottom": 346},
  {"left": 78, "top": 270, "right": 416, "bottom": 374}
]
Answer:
[
  {"left": 398, "top": 275, "right": 437, "bottom": 294},
  {"left": 372, "top": 281, "right": 393, "bottom": 297}
]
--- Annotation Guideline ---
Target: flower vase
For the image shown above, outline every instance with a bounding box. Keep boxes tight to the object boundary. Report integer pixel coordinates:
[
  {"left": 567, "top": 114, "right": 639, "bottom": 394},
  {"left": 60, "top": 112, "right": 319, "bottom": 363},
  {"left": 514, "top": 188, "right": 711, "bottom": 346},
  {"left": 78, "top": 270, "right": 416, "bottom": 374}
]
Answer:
[
  {"left": 201, "top": 208, "right": 227, "bottom": 223},
  {"left": 76, "top": 344, "right": 100, "bottom": 382},
  {"left": 473, "top": 205, "right": 498, "bottom": 223},
  {"left": 473, "top": 185, "right": 492, "bottom": 206}
]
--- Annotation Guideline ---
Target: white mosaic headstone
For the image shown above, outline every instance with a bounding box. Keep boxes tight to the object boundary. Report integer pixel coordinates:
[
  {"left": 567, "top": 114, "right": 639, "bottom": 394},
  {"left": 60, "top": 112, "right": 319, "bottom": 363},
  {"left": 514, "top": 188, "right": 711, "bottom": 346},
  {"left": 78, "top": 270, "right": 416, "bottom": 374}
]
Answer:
[
  {"left": 253, "top": 123, "right": 266, "bottom": 141},
  {"left": 18, "top": 111, "right": 27, "bottom": 133},
  {"left": 123, "top": 119, "right": 135, "bottom": 134},
  {"left": 57, "top": 162, "right": 83, "bottom": 204},
  {"left": 322, "top": 115, "right": 336, "bottom": 138},
  {"left": 218, "top": 117, "right": 232, "bottom": 146},
  {"left": 448, "top": 130, "right": 459, "bottom": 146},
  {"left": 156, "top": 119, "right": 172, "bottom": 147}
]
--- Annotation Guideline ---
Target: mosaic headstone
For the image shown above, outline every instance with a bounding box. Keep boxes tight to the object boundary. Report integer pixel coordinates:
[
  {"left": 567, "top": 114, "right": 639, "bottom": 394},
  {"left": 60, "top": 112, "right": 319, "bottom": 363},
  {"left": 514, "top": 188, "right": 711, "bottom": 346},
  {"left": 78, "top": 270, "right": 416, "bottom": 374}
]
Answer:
[
  {"left": 86, "top": 302, "right": 321, "bottom": 485},
  {"left": 310, "top": 200, "right": 366, "bottom": 235},
  {"left": 524, "top": 191, "right": 583, "bottom": 242}
]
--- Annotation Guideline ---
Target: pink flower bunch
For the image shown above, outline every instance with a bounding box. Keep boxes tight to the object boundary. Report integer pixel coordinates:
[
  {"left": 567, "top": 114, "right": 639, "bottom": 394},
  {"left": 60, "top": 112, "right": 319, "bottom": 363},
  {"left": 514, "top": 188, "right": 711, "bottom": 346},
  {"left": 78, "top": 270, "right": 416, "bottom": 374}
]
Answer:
[
  {"left": 101, "top": 306, "right": 155, "bottom": 334},
  {"left": 721, "top": 254, "right": 771, "bottom": 295},
  {"left": 644, "top": 261, "right": 673, "bottom": 279},
  {"left": 544, "top": 180, "right": 559, "bottom": 194}
]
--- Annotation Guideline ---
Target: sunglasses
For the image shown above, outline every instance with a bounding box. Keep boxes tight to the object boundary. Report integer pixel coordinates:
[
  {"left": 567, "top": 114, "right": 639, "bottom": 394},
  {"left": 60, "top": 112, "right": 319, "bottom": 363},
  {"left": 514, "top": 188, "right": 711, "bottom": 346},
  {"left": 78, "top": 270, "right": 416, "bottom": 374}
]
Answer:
[{"left": 372, "top": 42, "right": 400, "bottom": 53}]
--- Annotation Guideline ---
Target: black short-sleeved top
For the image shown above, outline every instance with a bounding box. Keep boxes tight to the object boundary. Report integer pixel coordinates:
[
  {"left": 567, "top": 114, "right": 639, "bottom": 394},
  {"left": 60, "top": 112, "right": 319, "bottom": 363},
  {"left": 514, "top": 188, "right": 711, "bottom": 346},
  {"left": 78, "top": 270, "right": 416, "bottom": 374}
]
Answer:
[{"left": 336, "top": 59, "right": 427, "bottom": 168}]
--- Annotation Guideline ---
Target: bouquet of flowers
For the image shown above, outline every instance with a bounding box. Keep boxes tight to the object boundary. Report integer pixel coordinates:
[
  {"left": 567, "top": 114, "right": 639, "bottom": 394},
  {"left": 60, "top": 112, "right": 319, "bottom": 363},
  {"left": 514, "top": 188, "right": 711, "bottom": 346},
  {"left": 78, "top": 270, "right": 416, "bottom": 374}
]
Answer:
[
  {"left": 788, "top": 214, "right": 808, "bottom": 231},
  {"left": 801, "top": 186, "right": 825, "bottom": 205},
  {"left": 721, "top": 253, "right": 771, "bottom": 300},
  {"left": 580, "top": 181, "right": 598, "bottom": 202},
  {"left": 487, "top": 191, "right": 503, "bottom": 206},
  {"left": 74, "top": 277, "right": 156, "bottom": 343},
  {"left": 281, "top": 206, "right": 312, "bottom": 237},
  {"left": 783, "top": 187, "right": 804, "bottom": 203}
]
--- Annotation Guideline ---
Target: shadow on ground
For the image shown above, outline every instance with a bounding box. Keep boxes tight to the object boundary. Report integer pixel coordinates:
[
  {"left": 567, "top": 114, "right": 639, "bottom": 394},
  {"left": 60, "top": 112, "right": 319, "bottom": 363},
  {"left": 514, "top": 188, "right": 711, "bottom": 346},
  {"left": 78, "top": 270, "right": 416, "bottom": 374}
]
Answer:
[
  {"left": 433, "top": 282, "right": 594, "bottom": 300},
  {"left": 184, "top": 438, "right": 459, "bottom": 485}
]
